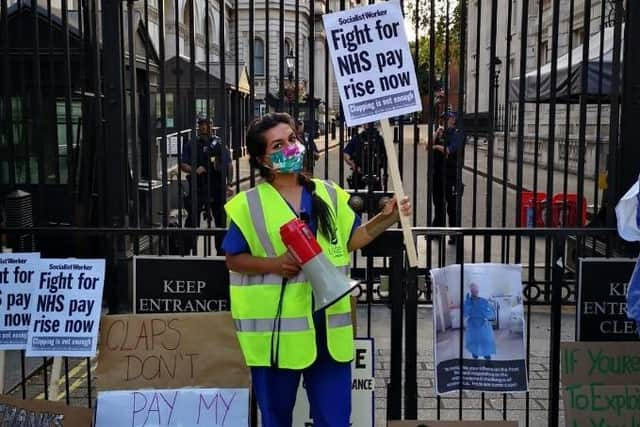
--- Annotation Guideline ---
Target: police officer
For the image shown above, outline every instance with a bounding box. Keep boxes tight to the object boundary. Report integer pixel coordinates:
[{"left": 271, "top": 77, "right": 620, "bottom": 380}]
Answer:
[
  {"left": 431, "top": 111, "right": 464, "bottom": 237},
  {"left": 343, "top": 123, "right": 387, "bottom": 190},
  {"left": 180, "top": 116, "right": 233, "bottom": 254}
]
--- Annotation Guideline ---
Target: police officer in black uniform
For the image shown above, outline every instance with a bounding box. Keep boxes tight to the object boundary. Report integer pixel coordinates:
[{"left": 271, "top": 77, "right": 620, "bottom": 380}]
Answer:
[
  {"left": 344, "top": 123, "right": 387, "bottom": 191},
  {"left": 180, "top": 116, "right": 233, "bottom": 254},
  {"left": 431, "top": 111, "right": 464, "bottom": 238}
]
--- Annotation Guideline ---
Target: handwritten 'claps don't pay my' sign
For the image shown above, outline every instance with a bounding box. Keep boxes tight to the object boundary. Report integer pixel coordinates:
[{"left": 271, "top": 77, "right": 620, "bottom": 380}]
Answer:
[
  {"left": 95, "top": 388, "right": 249, "bottom": 427},
  {"left": 95, "top": 312, "right": 249, "bottom": 390}
]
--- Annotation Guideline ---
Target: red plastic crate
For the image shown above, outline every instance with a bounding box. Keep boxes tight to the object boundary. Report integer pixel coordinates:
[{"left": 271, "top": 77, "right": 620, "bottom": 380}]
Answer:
[
  {"left": 519, "top": 191, "right": 547, "bottom": 227},
  {"left": 550, "top": 193, "right": 587, "bottom": 227}
]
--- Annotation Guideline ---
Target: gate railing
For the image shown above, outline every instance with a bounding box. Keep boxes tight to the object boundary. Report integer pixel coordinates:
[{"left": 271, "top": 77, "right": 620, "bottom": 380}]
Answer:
[{"left": 0, "top": 225, "right": 622, "bottom": 426}]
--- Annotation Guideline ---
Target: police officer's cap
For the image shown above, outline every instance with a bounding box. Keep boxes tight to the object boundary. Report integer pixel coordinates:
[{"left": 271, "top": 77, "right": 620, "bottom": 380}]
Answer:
[
  {"left": 196, "top": 115, "right": 211, "bottom": 125},
  {"left": 441, "top": 111, "right": 457, "bottom": 120}
]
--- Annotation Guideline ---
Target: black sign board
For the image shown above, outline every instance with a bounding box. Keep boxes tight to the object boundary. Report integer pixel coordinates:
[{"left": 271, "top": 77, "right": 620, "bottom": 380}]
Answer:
[
  {"left": 577, "top": 258, "right": 639, "bottom": 341},
  {"left": 133, "top": 256, "right": 229, "bottom": 313}
]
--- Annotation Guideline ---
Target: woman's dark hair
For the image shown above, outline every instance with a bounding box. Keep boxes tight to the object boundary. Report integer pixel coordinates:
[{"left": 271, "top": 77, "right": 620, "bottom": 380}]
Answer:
[{"left": 246, "top": 112, "right": 336, "bottom": 240}]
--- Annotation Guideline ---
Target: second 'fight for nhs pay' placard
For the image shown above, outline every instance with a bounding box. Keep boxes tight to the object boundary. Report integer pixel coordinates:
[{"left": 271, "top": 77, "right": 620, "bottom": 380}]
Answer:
[{"left": 323, "top": 2, "right": 422, "bottom": 127}]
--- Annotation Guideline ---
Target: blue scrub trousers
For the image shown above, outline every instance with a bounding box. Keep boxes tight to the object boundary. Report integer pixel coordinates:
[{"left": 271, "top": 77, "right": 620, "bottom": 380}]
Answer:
[{"left": 251, "top": 312, "right": 352, "bottom": 427}]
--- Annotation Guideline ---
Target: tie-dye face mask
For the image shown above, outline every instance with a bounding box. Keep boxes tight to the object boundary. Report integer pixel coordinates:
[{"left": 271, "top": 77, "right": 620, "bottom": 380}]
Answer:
[{"left": 269, "top": 141, "right": 306, "bottom": 174}]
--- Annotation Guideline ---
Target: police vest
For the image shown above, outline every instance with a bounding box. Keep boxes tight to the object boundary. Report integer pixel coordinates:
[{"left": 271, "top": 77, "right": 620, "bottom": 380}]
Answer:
[{"left": 224, "top": 179, "right": 355, "bottom": 369}]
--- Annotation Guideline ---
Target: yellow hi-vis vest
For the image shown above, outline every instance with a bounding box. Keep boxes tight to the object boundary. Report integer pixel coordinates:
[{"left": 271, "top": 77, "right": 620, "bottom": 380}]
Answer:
[{"left": 224, "top": 179, "right": 355, "bottom": 369}]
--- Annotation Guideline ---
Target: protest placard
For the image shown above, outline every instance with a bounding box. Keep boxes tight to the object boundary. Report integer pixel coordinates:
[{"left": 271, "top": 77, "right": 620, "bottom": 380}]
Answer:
[
  {"left": 322, "top": 2, "right": 421, "bottom": 127},
  {"left": 431, "top": 264, "right": 528, "bottom": 394},
  {"left": 561, "top": 342, "right": 640, "bottom": 427},
  {"left": 293, "top": 338, "right": 374, "bottom": 426},
  {"left": 0, "top": 253, "right": 39, "bottom": 350},
  {"left": 577, "top": 258, "right": 639, "bottom": 340},
  {"left": 96, "top": 312, "right": 249, "bottom": 390},
  {"left": 0, "top": 393, "right": 93, "bottom": 426},
  {"left": 560, "top": 342, "right": 640, "bottom": 385},
  {"left": 95, "top": 388, "right": 249, "bottom": 427},
  {"left": 133, "top": 256, "right": 229, "bottom": 313},
  {"left": 323, "top": 2, "right": 421, "bottom": 266},
  {"left": 25, "top": 258, "right": 105, "bottom": 357},
  {"left": 563, "top": 385, "right": 640, "bottom": 427},
  {"left": 388, "top": 422, "right": 518, "bottom": 427}
]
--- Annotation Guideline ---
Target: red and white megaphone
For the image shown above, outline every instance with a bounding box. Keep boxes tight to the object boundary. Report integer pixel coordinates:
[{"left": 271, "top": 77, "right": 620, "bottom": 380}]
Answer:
[{"left": 280, "top": 218, "right": 359, "bottom": 311}]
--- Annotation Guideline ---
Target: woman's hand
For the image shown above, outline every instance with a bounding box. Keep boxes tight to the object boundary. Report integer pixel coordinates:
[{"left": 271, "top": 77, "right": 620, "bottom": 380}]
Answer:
[
  {"left": 348, "top": 196, "right": 412, "bottom": 252},
  {"left": 272, "top": 252, "right": 301, "bottom": 278},
  {"left": 381, "top": 196, "right": 412, "bottom": 218}
]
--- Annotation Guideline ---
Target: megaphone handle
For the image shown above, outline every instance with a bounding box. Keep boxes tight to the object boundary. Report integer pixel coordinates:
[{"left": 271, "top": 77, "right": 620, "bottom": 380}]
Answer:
[{"left": 270, "top": 278, "right": 288, "bottom": 368}]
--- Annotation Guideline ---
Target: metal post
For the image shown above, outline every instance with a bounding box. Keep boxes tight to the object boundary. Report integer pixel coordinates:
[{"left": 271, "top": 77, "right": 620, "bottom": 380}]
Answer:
[
  {"left": 548, "top": 234, "right": 566, "bottom": 427},
  {"left": 404, "top": 267, "right": 417, "bottom": 419},
  {"left": 102, "top": 0, "right": 127, "bottom": 313},
  {"left": 618, "top": 1, "right": 640, "bottom": 201},
  {"left": 102, "top": 0, "right": 127, "bottom": 227},
  {"left": 388, "top": 242, "right": 403, "bottom": 420}
]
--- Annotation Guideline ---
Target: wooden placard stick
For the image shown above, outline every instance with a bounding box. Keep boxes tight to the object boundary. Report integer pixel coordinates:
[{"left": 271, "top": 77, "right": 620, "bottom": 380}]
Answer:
[
  {"left": 48, "top": 357, "right": 63, "bottom": 400},
  {"left": 0, "top": 351, "right": 5, "bottom": 393},
  {"left": 379, "top": 119, "right": 419, "bottom": 267}
]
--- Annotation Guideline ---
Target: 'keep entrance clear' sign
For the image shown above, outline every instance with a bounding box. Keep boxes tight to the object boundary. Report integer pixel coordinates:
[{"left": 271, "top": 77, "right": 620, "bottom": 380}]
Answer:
[{"left": 323, "top": 2, "right": 421, "bottom": 127}]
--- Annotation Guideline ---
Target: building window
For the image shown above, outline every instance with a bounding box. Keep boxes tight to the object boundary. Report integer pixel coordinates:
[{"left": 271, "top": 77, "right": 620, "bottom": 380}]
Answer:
[
  {"left": 156, "top": 93, "right": 175, "bottom": 128},
  {"left": 572, "top": 27, "right": 584, "bottom": 47},
  {"left": 195, "top": 98, "right": 215, "bottom": 118},
  {"left": 206, "top": 16, "right": 216, "bottom": 47},
  {"left": 254, "top": 38, "right": 265, "bottom": 76},
  {"left": 55, "top": 99, "right": 82, "bottom": 184},
  {"left": 182, "top": 5, "right": 191, "bottom": 36},
  {"left": 284, "top": 39, "right": 292, "bottom": 72},
  {"left": 539, "top": 40, "right": 549, "bottom": 65},
  {"left": 0, "top": 98, "right": 27, "bottom": 184}
]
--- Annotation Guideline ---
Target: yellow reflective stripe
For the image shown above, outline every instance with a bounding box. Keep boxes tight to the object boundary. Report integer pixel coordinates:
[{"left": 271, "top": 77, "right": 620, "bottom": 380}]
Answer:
[
  {"left": 230, "top": 271, "right": 307, "bottom": 286},
  {"left": 321, "top": 180, "right": 337, "bottom": 210},
  {"left": 234, "top": 317, "right": 310, "bottom": 332},
  {"left": 328, "top": 312, "right": 352, "bottom": 328},
  {"left": 247, "top": 188, "right": 276, "bottom": 257}
]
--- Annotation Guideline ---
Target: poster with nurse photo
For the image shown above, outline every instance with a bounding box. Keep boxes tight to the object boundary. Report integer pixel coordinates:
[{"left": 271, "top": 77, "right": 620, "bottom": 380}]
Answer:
[{"left": 431, "top": 263, "right": 528, "bottom": 394}]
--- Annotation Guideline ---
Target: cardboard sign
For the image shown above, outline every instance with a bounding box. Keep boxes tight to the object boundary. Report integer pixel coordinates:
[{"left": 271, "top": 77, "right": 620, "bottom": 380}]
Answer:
[
  {"left": 563, "top": 385, "right": 640, "bottom": 427},
  {"left": 561, "top": 342, "right": 640, "bottom": 427},
  {"left": 577, "top": 258, "right": 639, "bottom": 340},
  {"left": 95, "top": 388, "right": 249, "bottom": 427},
  {"left": 0, "top": 393, "right": 93, "bottom": 426},
  {"left": 133, "top": 256, "right": 229, "bottom": 314},
  {"left": 26, "top": 259, "right": 105, "bottom": 357},
  {"left": 0, "top": 253, "right": 39, "bottom": 350},
  {"left": 560, "top": 342, "right": 640, "bottom": 385},
  {"left": 293, "top": 338, "right": 374, "bottom": 426},
  {"left": 388, "top": 422, "right": 518, "bottom": 427},
  {"left": 323, "top": 2, "right": 421, "bottom": 127},
  {"left": 96, "top": 312, "right": 249, "bottom": 390}
]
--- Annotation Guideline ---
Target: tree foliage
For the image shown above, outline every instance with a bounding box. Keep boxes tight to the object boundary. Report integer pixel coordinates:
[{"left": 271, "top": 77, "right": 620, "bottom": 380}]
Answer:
[{"left": 407, "top": 0, "right": 462, "bottom": 95}]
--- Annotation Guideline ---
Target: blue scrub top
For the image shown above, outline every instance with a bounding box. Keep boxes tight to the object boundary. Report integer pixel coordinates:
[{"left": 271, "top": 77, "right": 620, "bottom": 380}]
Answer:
[{"left": 222, "top": 186, "right": 361, "bottom": 357}]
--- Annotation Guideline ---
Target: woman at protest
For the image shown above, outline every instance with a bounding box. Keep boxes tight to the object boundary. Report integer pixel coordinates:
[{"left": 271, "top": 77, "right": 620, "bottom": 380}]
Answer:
[
  {"left": 464, "top": 282, "right": 497, "bottom": 360},
  {"left": 222, "top": 112, "right": 411, "bottom": 427}
]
